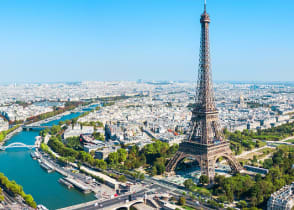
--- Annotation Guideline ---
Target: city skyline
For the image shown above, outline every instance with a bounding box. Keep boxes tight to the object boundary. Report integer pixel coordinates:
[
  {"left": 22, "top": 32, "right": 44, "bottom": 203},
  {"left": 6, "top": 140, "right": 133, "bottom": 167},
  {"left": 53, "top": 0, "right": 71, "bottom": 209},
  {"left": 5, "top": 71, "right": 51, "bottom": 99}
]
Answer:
[{"left": 0, "top": 0, "right": 293, "bottom": 83}]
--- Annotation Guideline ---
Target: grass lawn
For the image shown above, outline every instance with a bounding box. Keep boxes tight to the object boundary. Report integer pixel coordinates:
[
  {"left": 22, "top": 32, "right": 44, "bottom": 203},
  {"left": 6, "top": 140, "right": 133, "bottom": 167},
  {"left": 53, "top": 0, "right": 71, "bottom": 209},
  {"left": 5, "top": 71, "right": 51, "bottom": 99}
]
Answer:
[{"left": 285, "top": 139, "right": 294, "bottom": 143}]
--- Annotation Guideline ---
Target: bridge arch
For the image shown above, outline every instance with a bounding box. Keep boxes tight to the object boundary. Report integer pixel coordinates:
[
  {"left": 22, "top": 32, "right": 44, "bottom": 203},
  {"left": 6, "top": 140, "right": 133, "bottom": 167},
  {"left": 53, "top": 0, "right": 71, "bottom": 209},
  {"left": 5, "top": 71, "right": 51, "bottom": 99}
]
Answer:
[
  {"left": 129, "top": 201, "right": 145, "bottom": 208},
  {"left": 114, "top": 200, "right": 144, "bottom": 210},
  {"left": 166, "top": 152, "right": 201, "bottom": 173},
  {"left": 1, "top": 142, "right": 35, "bottom": 150},
  {"left": 213, "top": 153, "right": 239, "bottom": 173}
]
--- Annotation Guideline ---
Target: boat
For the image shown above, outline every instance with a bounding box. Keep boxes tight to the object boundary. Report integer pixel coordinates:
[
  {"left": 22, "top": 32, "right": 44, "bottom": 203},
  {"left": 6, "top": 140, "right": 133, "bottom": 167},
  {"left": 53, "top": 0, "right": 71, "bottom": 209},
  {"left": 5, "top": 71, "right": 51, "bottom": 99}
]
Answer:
[
  {"left": 30, "top": 151, "right": 36, "bottom": 159},
  {"left": 40, "top": 162, "right": 54, "bottom": 173},
  {"left": 59, "top": 178, "right": 74, "bottom": 189},
  {"left": 95, "top": 193, "right": 101, "bottom": 199},
  {"left": 37, "top": 204, "right": 49, "bottom": 210},
  {"left": 35, "top": 152, "right": 40, "bottom": 159}
]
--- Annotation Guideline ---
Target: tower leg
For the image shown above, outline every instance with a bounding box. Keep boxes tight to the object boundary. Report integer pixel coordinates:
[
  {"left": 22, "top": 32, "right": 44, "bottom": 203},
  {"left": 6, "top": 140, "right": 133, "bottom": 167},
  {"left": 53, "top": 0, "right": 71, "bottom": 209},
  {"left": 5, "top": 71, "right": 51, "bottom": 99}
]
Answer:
[{"left": 200, "top": 156, "right": 215, "bottom": 183}]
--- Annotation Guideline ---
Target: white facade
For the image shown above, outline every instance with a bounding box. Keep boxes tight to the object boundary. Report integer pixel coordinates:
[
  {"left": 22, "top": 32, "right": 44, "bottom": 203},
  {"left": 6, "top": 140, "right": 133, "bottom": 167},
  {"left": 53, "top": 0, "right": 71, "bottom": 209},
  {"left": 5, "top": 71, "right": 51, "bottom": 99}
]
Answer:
[
  {"left": 0, "top": 118, "right": 9, "bottom": 132},
  {"left": 63, "top": 125, "right": 94, "bottom": 139},
  {"left": 267, "top": 182, "right": 294, "bottom": 210}
]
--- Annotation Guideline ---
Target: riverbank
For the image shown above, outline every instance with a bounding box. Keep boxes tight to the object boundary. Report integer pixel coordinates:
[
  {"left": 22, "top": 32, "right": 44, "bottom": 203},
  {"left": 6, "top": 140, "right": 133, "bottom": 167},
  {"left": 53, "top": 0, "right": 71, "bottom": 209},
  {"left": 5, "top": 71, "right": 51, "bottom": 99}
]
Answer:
[
  {"left": 31, "top": 110, "right": 72, "bottom": 126},
  {"left": 0, "top": 172, "right": 37, "bottom": 208},
  {"left": 28, "top": 102, "right": 99, "bottom": 127},
  {"left": 34, "top": 148, "right": 106, "bottom": 194},
  {"left": 1, "top": 128, "right": 21, "bottom": 144},
  {"left": 0, "top": 111, "right": 96, "bottom": 209},
  {"left": 0, "top": 126, "right": 23, "bottom": 147}
]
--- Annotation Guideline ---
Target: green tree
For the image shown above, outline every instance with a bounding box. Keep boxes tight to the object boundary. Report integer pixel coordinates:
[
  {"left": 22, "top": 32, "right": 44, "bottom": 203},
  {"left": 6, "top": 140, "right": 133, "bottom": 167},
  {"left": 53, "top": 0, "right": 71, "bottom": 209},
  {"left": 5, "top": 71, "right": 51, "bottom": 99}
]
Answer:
[
  {"left": 118, "top": 175, "right": 127, "bottom": 183},
  {"left": 0, "top": 173, "right": 36, "bottom": 208},
  {"left": 117, "top": 148, "right": 127, "bottom": 163},
  {"left": 65, "top": 136, "right": 82, "bottom": 150},
  {"left": 184, "top": 178, "right": 196, "bottom": 191},
  {"left": 151, "top": 166, "right": 157, "bottom": 176},
  {"left": 237, "top": 200, "right": 247, "bottom": 208},
  {"left": 179, "top": 196, "right": 186, "bottom": 206},
  {"left": 138, "top": 173, "right": 145, "bottom": 180},
  {"left": 0, "top": 188, "right": 4, "bottom": 201},
  {"left": 93, "top": 159, "right": 107, "bottom": 170},
  {"left": 217, "top": 195, "right": 228, "bottom": 203},
  {"left": 24, "top": 194, "right": 37, "bottom": 208},
  {"left": 50, "top": 125, "right": 61, "bottom": 135},
  {"left": 263, "top": 159, "right": 273, "bottom": 169},
  {"left": 199, "top": 175, "right": 209, "bottom": 185},
  {"left": 108, "top": 152, "right": 119, "bottom": 165}
]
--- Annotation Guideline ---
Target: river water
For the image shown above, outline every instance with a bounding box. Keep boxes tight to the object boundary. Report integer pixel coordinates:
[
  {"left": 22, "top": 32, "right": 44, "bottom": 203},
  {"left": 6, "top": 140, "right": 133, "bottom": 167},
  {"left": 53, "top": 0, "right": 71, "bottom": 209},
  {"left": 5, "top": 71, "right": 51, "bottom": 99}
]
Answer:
[{"left": 0, "top": 111, "right": 96, "bottom": 210}]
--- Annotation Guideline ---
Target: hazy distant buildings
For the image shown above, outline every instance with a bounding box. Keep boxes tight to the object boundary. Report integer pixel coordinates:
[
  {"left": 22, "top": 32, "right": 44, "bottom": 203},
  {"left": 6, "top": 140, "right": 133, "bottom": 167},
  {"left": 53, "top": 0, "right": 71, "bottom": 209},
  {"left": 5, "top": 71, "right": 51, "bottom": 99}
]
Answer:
[
  {"left": 0, "top": 81, "right": 293, "bottom": 141},
  {"left": 0, "top": 104, "right": 52, "bottom": 122}
]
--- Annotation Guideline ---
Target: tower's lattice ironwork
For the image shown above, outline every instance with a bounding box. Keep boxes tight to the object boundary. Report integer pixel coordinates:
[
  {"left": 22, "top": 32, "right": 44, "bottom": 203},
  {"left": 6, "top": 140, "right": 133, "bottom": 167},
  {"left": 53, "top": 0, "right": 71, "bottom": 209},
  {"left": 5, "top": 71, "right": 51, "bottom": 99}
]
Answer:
[{"left": 166, "top": 3, "right": 242, "bottom": 182}]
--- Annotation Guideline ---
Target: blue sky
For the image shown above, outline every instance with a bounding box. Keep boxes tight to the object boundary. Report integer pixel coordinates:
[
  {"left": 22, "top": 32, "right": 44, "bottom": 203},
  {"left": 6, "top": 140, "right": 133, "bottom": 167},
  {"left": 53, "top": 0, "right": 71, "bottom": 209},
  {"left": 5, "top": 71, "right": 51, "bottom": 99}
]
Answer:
[{"left": 0, "top": 0, "right": 293, "bottom": 83}]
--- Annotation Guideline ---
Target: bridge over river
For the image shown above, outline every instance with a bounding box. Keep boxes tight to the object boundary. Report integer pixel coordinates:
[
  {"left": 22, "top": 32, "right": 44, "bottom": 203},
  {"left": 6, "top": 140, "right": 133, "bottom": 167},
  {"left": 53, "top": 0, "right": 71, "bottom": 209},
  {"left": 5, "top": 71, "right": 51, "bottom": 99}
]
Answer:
[
  {"left": 22, "top": 125, "right": 52, "bottom": 131},
  {"left": 0, "top": 142, "right": 36, "bottom": 151}
]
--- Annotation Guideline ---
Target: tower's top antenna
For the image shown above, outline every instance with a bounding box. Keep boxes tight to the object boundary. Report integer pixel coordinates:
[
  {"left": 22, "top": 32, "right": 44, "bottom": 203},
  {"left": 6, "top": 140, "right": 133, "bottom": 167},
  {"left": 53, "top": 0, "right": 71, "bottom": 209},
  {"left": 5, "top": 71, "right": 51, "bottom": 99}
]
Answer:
[{"left": 204, "top": 0, "right": 207, "bottom": 11}]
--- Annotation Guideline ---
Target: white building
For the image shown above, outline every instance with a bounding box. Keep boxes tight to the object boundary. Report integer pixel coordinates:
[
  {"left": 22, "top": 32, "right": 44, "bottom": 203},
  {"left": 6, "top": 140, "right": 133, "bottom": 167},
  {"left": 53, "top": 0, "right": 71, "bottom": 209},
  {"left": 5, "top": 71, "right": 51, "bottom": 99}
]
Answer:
[
  {"left": 63, "top": 125, "right": 94, "bottom": 139},
  {"left": 0, "top": 118, "right": 9, "bottom": 132},
  {"left": 267, "top": 182, "right": 294, "bottom": 210}
]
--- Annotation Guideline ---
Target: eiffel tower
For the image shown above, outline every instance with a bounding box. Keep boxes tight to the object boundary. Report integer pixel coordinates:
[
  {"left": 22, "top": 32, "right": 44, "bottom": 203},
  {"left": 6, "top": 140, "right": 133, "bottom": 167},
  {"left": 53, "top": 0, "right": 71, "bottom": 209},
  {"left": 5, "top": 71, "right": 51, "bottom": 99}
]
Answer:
[{"left": 166, "top": 2, "right": 242, "bottom": 182}]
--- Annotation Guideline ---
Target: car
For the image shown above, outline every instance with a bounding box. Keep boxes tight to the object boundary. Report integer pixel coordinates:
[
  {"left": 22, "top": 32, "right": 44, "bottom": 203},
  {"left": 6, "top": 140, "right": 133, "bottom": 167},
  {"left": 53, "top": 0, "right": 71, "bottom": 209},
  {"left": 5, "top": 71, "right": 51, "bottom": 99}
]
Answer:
[{"left": 94, "top": 203, "right": 98, "bottom": 207}]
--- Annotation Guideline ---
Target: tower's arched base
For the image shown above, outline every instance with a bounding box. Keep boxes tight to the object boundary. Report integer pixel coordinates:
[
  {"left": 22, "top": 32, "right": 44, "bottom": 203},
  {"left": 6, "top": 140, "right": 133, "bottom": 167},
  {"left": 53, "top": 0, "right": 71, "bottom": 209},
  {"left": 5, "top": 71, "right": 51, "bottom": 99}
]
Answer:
[{"left": 166, "top": 141, "right": 242, "bottom": 183}]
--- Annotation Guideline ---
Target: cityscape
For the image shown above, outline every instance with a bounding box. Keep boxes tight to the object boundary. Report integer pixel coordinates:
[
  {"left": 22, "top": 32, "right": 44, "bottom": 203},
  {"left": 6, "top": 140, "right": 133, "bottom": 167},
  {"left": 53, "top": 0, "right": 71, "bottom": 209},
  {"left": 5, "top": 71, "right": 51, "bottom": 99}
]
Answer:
[{"left": 0, "top": 1, "right": 294, "bottom": 210}]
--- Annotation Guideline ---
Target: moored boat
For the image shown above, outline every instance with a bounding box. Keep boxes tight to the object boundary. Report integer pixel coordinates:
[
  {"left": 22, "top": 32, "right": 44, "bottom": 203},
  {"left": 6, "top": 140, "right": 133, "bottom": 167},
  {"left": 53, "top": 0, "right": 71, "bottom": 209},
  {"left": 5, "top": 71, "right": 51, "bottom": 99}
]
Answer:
[{"left": 59, "top": 178, "right": 74, "bottom": 189}]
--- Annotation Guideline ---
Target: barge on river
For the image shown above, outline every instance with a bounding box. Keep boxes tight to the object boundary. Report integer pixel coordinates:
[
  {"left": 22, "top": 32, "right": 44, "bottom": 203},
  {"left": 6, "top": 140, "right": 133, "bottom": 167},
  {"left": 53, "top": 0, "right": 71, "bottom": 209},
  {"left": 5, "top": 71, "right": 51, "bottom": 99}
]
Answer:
[{"left": 58, "top": 178, "right": 74, "bottom": 189}]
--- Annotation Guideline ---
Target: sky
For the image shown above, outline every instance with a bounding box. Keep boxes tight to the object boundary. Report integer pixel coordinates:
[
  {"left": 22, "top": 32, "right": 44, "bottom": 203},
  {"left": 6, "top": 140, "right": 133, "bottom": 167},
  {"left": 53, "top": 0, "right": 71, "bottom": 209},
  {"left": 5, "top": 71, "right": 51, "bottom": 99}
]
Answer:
[{"left": 0, "top": 0, "right": 293, "bottom": 83}]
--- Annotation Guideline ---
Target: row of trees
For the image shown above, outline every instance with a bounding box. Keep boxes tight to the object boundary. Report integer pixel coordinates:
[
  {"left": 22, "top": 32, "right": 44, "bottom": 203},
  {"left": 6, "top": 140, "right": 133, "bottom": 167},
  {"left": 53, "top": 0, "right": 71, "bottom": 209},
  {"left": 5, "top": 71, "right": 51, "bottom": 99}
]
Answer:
[
  {"left": 40, "top": 124, "right": 63, "bottom": 137},
  {"left": 48, "top": 136, "right": 107, "bottom": 169},
  {"left": 256, "top": 122, "right": 294, "bottom": 140},
  {"left": 48, "top": 134, "right": 178, "bottom": 177},
  {"left": 0, "top": 173, "right": 36, "bottom": 208},
  {"left": 25, "top": 101, "right": 84, "bottom": 124},
  {"left": 0, "top": 125, "right": 21, "bottom": 142}
]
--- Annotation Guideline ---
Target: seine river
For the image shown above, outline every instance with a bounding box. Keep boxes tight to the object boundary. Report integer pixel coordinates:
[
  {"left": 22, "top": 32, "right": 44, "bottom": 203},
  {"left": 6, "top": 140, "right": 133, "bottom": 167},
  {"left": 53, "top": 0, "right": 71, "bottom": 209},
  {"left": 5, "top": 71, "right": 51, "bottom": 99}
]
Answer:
[{"left": 0, "top": 111, "right": 96, "bottom": 210}]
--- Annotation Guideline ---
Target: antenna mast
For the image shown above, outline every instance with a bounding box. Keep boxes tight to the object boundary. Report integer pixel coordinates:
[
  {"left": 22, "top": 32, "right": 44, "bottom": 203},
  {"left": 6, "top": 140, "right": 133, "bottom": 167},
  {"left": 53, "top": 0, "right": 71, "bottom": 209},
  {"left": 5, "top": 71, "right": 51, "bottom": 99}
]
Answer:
[{"left": 204, "top": 0, "right": 207, "bottom": 11}]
